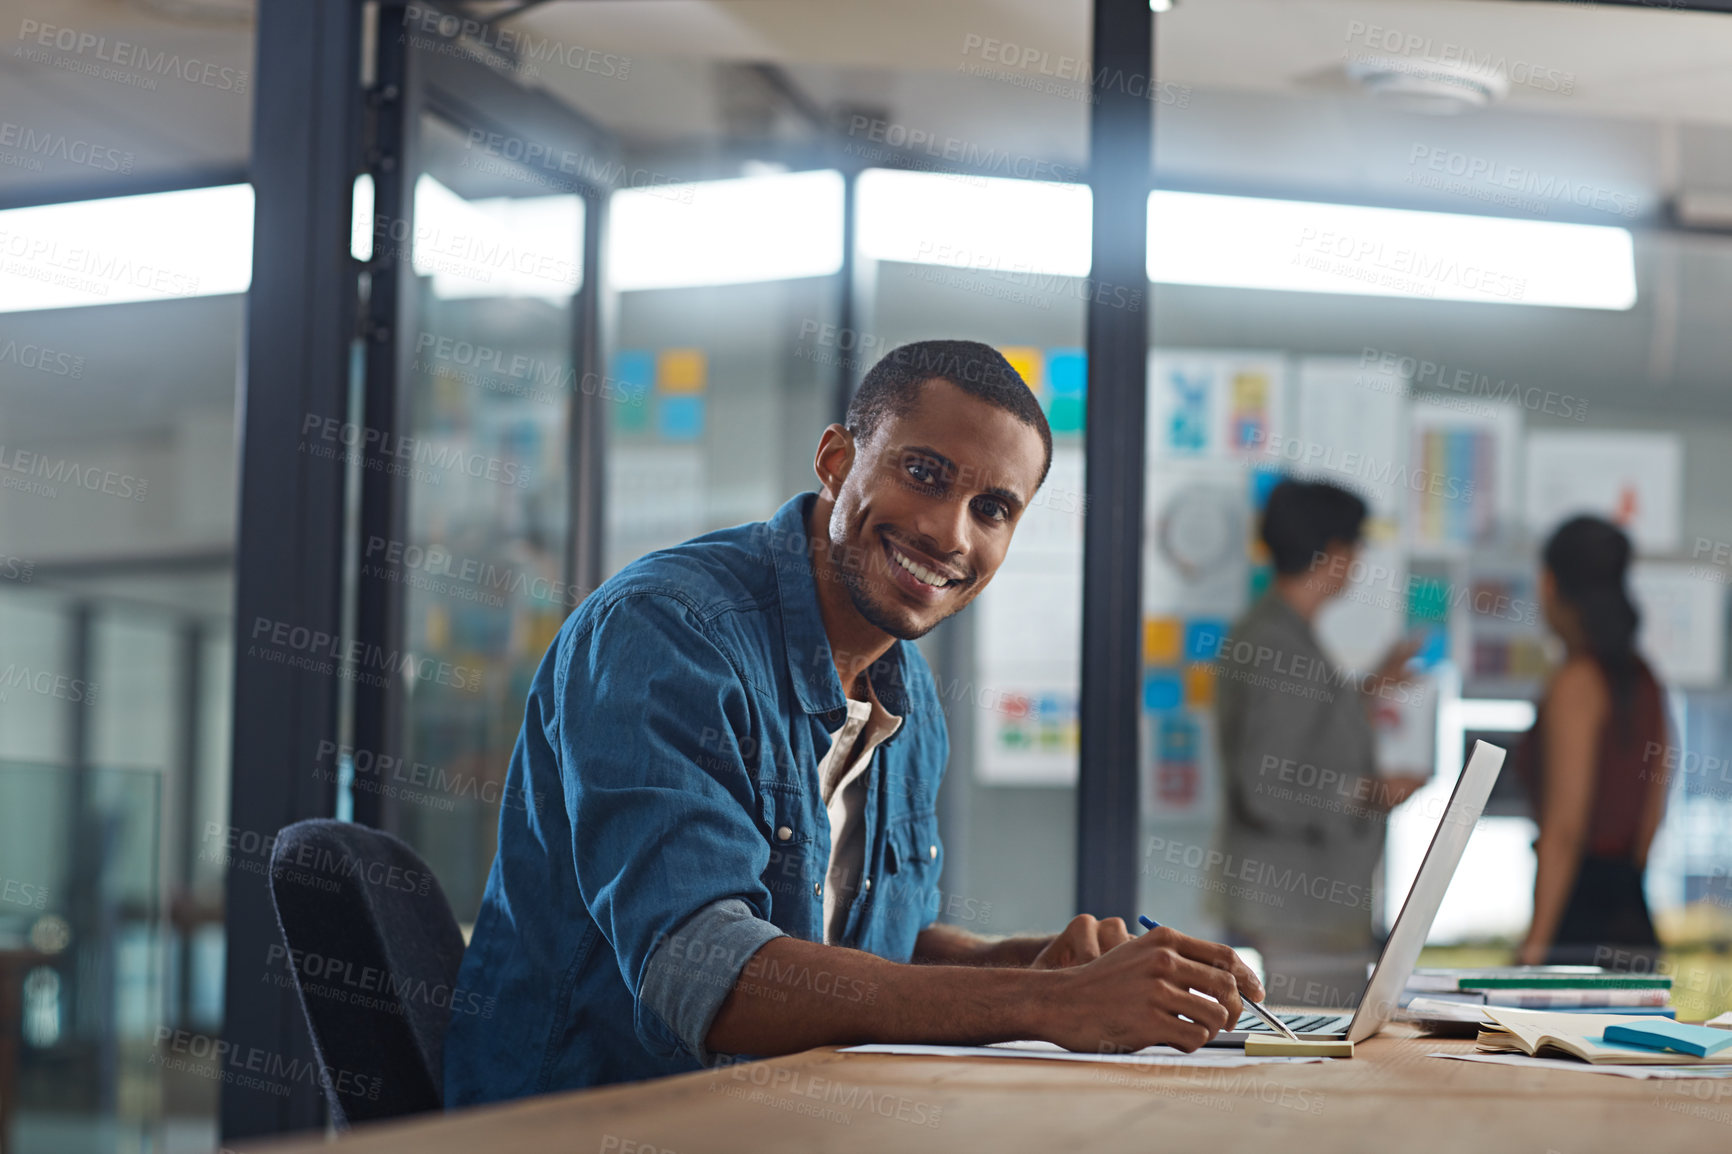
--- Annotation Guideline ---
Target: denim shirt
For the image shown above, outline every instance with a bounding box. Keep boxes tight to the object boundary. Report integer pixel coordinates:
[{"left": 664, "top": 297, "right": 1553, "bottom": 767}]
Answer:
[{"left": 444, "top": 492, "right": 949, "bottom": 1105}]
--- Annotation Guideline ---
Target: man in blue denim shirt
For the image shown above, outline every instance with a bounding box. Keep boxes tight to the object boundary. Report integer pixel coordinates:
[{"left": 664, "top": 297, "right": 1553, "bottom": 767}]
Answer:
[{"left": 446, "top": 341, "right": 1262, "bottom": 1104}]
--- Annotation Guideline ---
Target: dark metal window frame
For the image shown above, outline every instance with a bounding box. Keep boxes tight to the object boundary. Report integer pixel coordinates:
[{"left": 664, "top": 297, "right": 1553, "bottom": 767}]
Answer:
[
  {"left": 347, "top": 4, "right": 615, "bottom": 827},
  {"left": 223, "top": 0, "right": 362, "bottom": 1138},
  {"left": 1076, "top": 0, "right": 1152, "bottom": 920},
  {"left": 225, "top": 0, "right": 614, "bottom": 1137}
]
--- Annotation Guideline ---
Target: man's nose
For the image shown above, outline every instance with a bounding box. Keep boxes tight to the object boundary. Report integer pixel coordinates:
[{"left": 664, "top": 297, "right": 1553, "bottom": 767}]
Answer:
[{"left": 913, "top": 496, "right": 970, "bottom": 562}]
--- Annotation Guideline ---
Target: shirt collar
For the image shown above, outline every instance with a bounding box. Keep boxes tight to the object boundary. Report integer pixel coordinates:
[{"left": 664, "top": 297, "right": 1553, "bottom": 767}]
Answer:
[{"left": 761, "top": 492, "right": 915, "bottom": 727}]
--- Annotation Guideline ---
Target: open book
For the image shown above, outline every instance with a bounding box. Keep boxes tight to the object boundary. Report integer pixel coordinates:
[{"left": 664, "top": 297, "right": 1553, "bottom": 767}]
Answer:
[{"left": 1478, "top": 1007, "right": 1722, "bottom": 1065}]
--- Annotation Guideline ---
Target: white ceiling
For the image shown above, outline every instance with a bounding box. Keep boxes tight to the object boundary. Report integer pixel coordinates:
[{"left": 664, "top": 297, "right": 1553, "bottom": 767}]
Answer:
[
  {"left": 505, "top": 0, "right": 1732, "bottom": 215},
  {"left": 512, "top": 0, "right": 1732, "bottom": 127},
  {"left": 0, "top": 0, "right": 253, "bottom": 201},
  {"left": 1, "top": 0, "right": 1730, "bottom": 449}
]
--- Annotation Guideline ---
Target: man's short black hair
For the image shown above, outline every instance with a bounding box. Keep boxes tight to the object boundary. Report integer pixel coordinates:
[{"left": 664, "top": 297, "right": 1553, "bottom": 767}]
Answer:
[
  {"left": 1260, "top": 478, "right": 1367, "bottom": 575},
  {"left": 846, "top": 340, "right": 1054, "bottom": 491}
]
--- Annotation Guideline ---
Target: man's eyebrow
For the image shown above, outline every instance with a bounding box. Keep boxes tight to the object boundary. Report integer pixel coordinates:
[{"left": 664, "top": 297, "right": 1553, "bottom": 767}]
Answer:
[
  {"left": 898, "top": 444, "right": 1028, "bottom": 515},
  {"left": 983, "top": 485, "right": 1027, "bottom": 516},
  {"left": 895, "top": 444, "right": 957, "bottom": 476}
]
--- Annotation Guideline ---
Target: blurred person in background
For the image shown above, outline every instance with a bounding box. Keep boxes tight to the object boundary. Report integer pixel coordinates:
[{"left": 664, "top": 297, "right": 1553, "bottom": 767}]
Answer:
[
  {"left": 1210, "top": 478, "right": 1428, "bottom": 1005},
  {"left": 1514, "top": 515, "right": 1671, "bottom": 969}
]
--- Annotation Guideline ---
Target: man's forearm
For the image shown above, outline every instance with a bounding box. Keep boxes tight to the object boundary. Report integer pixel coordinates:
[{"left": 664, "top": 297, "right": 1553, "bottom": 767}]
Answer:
[
  {"left": 912, "top": 923, "right": 1050, "bottom": 967},
  {"left": 704, "top": 936, "right": 1051, "bottom": 1058}
]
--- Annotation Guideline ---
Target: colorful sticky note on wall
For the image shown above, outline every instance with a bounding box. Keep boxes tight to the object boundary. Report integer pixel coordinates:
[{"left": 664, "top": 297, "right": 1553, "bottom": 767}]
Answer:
[
  {"left": 1048, "top": 349, "right": 1086, "bottom": 396},
  {"left": 1183, "top": 619, "right": 1227, "bottom": 662},
  {"left": 1048, "top": 396, "right": 1085, "bottom": 435},
  {"left": 657, "top": 348, "right": 707, "bottom": 394},
  {"left": 1250, "top": 467, "right": 1284, "bottom": 510},
  {"left": 1408, "top": 576, "right": 1452, "bottom": 625},
  {"left": 999, "top": 346, "right": 1043, "bottom": 395},
  {"left": 612, "top": 350, "right": 653, "bottom": 432},
  {"left": 614, "top": 350, "right": 653, "bottom": 389},
  {"left": 1143, "top": 671, "right": 1183, "bottom": 712},
  {"left": 1184, "top": 665, "right": 1215, "bottom": 708},
  {"left": 1144, "top": 616, "right": 1182, "bottom": 665},
  {"left": 1249, "top": 563, "right": 1272, "bottom": 601},
  {"left": 1154, "top": 714, "right": 1200, "bottom": 807},
  {"left": 1046, "top": 347, "right": 1087, "bottom": 435},
  {"left": 657, "top": 395, "right": 705, "bottom": 440},
  {"left": 1228, "top": 369, "right": 1273, "bottom": 452}
]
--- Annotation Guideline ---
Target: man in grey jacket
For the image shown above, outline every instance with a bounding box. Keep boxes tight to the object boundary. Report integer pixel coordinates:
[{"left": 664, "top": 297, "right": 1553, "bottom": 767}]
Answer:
[{"left": 1209, "top": 479, "right": 1426, "bottom": 1006}]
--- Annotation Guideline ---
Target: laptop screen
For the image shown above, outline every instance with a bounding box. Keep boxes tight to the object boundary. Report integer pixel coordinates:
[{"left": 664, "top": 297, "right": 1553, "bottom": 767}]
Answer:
[{"left": 1344, "top": 740, "right": 1506, "bottom": 1042}]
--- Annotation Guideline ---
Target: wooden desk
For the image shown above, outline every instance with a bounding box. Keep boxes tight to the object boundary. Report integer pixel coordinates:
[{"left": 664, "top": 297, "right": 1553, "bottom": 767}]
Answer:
[{"left": 238, "top": 1026, "right": 1732, "bottom": 1154}]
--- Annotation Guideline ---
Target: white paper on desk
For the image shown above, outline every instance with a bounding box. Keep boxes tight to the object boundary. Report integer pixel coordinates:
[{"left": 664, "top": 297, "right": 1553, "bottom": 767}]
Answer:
[
  {"left": 1433, "top": 1053, "right": 1732, "bottom": 1079},
  {"left": 841, "top": 1041, "right": 1325, "bottom": 1067}
]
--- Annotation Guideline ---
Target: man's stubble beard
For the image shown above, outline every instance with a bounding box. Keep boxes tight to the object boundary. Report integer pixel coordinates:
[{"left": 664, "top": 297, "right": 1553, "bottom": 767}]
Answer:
[{"left": 836, "top": 547, "right": 947, "bottom": 642}]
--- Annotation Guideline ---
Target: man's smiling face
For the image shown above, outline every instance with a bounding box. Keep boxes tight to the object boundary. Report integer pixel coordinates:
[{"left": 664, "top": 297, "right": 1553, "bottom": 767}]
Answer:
[{"left": 821, "top": 377, "right": 1047, "bottom": 641}]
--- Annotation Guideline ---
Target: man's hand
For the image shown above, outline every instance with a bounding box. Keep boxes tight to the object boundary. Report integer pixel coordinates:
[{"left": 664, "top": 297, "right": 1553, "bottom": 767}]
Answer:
[
  {"left": 1029, "top": 914, "right": 1131, "bottom": 970},
  {"left": 1366, "top": 636, "right": 1422, "bottom": 695},
  {"left": 1035, "top": 926, "right": 1264, "bottom": 1054}
]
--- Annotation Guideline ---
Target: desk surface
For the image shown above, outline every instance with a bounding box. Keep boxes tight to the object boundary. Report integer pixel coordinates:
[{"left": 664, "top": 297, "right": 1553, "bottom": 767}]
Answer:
[{"left": 239, "top": 1026, "right": 1732, "bottom": 1154}]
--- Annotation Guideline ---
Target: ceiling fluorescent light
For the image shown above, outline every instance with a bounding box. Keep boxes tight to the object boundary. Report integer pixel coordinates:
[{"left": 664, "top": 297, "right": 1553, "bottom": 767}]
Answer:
[
  {"left": 412, "top": 175, "right": 583, "bottom": 302},
  {"left": 1148, "top": 190, "right": 1635, "bottom": 310},
  {"left": 856, "top": 168, "right": 1092, "bottom": 277},
  {"left": 608, "top": 169, "right": 844, "bottom": 291},
  {"left": 0, "top": 184, "right": 253, "bottom": 313}
]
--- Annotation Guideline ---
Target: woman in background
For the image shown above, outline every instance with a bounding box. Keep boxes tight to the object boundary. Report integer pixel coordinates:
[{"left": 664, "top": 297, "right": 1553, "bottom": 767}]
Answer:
[{"left": 1515, "top": 516, "right": 1671, "bottom": 968}]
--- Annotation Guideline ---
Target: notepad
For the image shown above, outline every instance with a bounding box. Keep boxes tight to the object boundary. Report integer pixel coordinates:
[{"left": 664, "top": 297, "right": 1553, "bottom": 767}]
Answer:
[
  {"left": 1604, "top": 1020, "right": 1732, "bottom": 1058},
  {"left": 1245, "top": 1036, "right": 1354, "bottom": 1058}
]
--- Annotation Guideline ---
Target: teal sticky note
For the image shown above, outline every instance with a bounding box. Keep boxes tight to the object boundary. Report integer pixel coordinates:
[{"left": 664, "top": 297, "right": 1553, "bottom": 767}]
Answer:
[
  {"left": 1048, "top": 395, "right": 1085, "bottom": 435},
  {"left": 1048, "top": 349, "right": 1086, "bottom": 396},
  {"left": 657, "top": 395, "right": 704, "bottom": 440},
  {"left": 1143, "top": 672, "right": 1182, "bottom": 712},
  {"left": 1183, "top": 619, "right": 1227, "bottom": 662},
  {"left": 612, "top": 350, "right": 653, "bottom": 390},
  {"left": 1603, "top": 1020, "right": 1732, "bottom": 1058}
]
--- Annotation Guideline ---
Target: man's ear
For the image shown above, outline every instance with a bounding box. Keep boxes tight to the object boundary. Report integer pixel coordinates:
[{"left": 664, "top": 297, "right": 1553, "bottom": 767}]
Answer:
[{"left": 813, "top": 423, "right": 856, "bottom": 500}]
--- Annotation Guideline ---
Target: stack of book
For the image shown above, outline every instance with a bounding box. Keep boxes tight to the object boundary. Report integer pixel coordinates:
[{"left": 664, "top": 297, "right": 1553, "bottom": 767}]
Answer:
[{"left": 1399, "top": 965, "right": 1674, "bottom": 1032}]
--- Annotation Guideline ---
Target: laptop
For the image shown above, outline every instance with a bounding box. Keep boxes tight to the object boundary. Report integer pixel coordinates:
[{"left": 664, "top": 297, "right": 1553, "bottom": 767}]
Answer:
[{"left": 1207, "top": 739, "right": 1507, "bottom": 1046}]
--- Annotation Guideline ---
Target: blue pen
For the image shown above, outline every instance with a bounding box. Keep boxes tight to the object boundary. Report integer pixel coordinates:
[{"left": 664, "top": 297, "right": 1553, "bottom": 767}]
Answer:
[{"left": 1138, "top": 915, "right": 1299, "bottom": 1041}]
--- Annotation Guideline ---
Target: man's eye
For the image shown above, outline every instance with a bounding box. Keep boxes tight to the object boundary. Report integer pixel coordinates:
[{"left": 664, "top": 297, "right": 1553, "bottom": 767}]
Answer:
[
  {"left": 975, "top": 497, "right": 1009, "bottom": 523},
  {"left": 905, "top": 459, "right": 939, "bottom": 485}
]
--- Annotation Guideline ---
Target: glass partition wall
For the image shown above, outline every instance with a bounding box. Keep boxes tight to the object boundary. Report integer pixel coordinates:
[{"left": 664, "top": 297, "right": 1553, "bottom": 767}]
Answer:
[
  {"left": 369, "top": 1, "right": 1732, "bottom": 1008},
  {"left": 1136, "top": 0, "right": 1732, "bottom": 1013},
  {"left": 441, "top": 0, "right": 1099, "bottom": 939},
  {"left": 211, "top": 5, "right": 1732, "bottom": 1146}
]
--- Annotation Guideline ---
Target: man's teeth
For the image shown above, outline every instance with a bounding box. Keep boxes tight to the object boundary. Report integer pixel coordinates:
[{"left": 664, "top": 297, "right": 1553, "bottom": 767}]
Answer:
[{"left": 891, "top": 547, "right": 949, "bottom": 588}]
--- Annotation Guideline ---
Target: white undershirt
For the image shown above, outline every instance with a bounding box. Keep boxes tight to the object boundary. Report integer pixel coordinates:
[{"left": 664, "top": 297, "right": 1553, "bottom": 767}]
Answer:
[{"left": 816, "top": 683, "right": 902, "bottom": 945}]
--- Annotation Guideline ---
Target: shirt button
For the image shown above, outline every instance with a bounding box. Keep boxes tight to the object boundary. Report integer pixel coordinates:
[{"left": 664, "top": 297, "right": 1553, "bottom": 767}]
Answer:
[
  {"left": 776, "top": 826, "right": 792, "bottom": 842},
  {"left": 929, "top": 844, "right": 938, "bottom": 861},
  {"left": 813, "top": 882, "right": 823, "bottom": 897},
  {"left": 862, "top": 877, "right": 872, "bottom": 892}
]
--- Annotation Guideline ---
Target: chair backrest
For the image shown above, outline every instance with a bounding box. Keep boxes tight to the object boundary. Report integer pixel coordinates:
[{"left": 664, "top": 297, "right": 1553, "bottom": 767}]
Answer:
[{"left": 268, "top": 819, "right": 466, "bottom": 1127}]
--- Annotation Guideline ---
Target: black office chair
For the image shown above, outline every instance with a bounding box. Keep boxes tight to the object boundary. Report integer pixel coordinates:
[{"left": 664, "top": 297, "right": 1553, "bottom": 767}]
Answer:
[{"left": 268, "top": 818, "right": 466, "bottom": 1127}]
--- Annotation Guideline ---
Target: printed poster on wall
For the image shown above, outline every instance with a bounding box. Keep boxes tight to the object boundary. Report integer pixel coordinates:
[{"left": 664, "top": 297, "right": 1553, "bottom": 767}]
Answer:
[
  {"left": 974, "top": 446, "right": 1083, "bottom": 786},
  {"left": 1292, "top": 357, "right": 1407, "bottom": 521},
  {"left": 1407, "top": 399, "right": 1522, "bottom": 556},
  {"left": 1525, "top": 431, "right": 1682, "bottom": 552},
  {"left": 1147, "top": 350, "right": 1289, "bottom": 460},
  {"left": 1630, "top": 561, "right": 1725, "bottom": 688}
]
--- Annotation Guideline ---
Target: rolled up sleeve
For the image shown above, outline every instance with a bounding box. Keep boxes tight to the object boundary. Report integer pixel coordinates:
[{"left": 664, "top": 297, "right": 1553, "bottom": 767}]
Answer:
[
  {"left": 640, "top": 898, "right": 786, "bottom": 1065},
  {"left": 557, "top": 591, "right": 786, "bottom": 1063}
]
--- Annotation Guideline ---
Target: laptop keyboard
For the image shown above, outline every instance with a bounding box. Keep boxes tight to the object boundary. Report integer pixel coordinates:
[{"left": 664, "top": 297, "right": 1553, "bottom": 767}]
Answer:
[{"left": 1236, "top": 1012, "right": 1340, "bottom": 1033}]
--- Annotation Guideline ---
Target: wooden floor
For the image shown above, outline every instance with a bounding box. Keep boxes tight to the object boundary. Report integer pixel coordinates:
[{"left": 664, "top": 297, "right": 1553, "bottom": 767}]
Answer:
[{"left": 237, "top": 1026, "right": 1732, "bottom": 1154}]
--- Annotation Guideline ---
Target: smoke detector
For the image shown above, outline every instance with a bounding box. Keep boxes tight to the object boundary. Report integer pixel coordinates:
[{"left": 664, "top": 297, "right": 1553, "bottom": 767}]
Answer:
[{"left": 1345, "top": 55, "right": 1509, "bottom": 115}]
